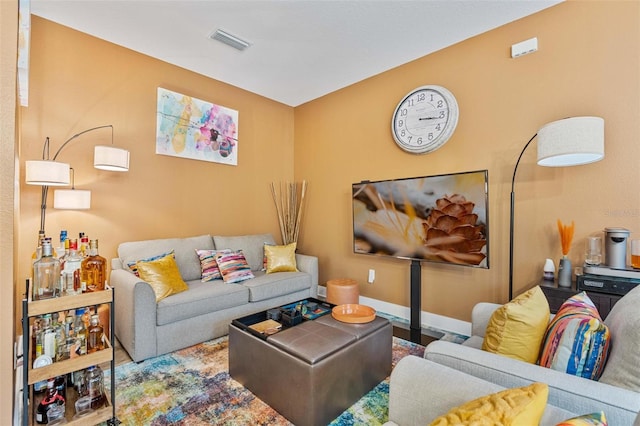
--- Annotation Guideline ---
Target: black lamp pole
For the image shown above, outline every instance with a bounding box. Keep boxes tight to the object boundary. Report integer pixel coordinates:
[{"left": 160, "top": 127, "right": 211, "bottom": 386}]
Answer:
[{"left": 509, "top": 132, "right": 537, "bottom": 301}]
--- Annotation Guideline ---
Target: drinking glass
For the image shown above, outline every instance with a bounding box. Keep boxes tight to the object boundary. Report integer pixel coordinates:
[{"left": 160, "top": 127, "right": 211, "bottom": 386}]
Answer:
[
  {"left": 631, "top": 239, "right": 640, "bottom": 269},
  {"left": 585, "top": 236, "right": 602, "bottom": 266}
]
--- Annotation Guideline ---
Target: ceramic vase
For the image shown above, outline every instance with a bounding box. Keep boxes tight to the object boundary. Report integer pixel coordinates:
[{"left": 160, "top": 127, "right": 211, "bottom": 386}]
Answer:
[{"left": 558, "top": 257, "right": 572, "bottom": 287}]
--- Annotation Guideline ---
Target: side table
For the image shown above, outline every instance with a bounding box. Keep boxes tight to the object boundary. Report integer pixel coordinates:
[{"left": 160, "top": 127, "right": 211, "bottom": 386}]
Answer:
[{"left": 539, "top": 279, "right": 622, "bottom": 318}]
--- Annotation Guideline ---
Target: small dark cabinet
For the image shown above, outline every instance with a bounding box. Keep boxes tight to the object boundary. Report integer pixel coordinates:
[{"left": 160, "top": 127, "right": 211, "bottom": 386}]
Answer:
[{"left": 539, "top": 280, "right": 623, "bottom": 319}]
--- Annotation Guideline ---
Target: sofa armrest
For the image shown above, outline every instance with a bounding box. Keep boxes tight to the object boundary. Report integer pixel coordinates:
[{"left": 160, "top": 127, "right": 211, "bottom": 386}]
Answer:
[
  {"left": 296, "top": 253, "right": 318, "bottom": 296},
  {"left": 388, "top": 355, "right": 508, "bottom": 425},
  {"left": 470, "top": 302, "right": 500, "bottom": 338},
  {"left": 424, "top": 340, "right": 640, "bottom": 425},
  {"left": 111, "top": 268, "right": 158, "bottom": 362}
]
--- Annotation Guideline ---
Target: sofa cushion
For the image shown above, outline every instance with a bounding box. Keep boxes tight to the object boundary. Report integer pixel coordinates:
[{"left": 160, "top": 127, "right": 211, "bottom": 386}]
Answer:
[
  {"left": 136, "top": 254, "right": 189, "bottom": 302},
  {"left": 265, "top": 242, "right": 298, "bottom": 273},
  {"left": 156, "top": 279, "right": 249, "bottom": 326},
  {"left": 538, "top": 292, "right": 610, "bottom": 380},
  {"left": 216, "top": 250, "right": 255, "bottom": 284},
  {"left": 429, "top": 382, "right": 548, "bottom": 426},
  {"left": 600, "top": 284, "right": 640, "bottom": 391},
  {"left": 213, "top": 233, "right": 276, "bottom": 271},
  {"left": 242, "top": 270, "right": 312, "bottom": 302},
  {"left": 119, "top": 235, "right": 214, "bottom": 281},
  {"left": 482, "top": 285, "right": 550, "bottom": 363}
]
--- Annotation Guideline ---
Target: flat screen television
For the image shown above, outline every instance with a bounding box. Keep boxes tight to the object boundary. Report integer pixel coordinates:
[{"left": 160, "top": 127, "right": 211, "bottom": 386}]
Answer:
[{"left": 352, "top": 169, "right": 489, "bottom": 268}]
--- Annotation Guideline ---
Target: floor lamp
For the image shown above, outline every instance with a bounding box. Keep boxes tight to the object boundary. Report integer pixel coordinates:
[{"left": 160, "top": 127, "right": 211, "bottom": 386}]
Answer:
[
  {"left": 25, "top": 125, "right": 130, "bottom": 238},
  {"left": 509, "top": 116, "right": 605, "bottom": 300}
]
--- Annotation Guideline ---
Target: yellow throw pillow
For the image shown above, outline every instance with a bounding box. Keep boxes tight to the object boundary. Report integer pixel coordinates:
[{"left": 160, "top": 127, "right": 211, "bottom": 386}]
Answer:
[
  {"left": 136, "top": 253, "right": 189, "bottom": 302},
  {"left": 429, "top": 382, "right": 548, "bottom": 426},
  {"left": 265, "top": 242, "right": 298, "bottom": 274},
  {"left": 482, "top": 285, "right": 550, "bottom": 363}
]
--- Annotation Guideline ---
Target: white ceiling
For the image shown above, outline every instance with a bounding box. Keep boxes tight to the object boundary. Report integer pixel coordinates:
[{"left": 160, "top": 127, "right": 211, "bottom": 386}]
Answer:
[{"left": 31, "top": 0, "right": 562, "bottom": 107}]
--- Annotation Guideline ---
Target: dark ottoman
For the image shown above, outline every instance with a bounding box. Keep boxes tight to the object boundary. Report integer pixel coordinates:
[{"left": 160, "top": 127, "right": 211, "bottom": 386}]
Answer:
[{"left": 229, "top": 315, "right": 392, "bottom": 426}]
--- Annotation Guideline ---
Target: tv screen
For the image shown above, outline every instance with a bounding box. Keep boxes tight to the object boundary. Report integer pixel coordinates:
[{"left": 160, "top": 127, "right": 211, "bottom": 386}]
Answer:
[{"left": 352, "top": 170, "right": 489, "bottom": 268}]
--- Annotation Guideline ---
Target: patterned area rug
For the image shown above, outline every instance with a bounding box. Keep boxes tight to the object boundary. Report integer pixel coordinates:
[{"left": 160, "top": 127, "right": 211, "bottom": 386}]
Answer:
[{"left": 108, "top": 336, "right": 425, "bottom": 425}]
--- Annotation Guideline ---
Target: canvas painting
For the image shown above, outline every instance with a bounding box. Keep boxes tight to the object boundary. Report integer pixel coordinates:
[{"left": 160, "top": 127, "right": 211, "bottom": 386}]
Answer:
[{"left": 156, "top": 87, "right": 239, "bottom": 165}]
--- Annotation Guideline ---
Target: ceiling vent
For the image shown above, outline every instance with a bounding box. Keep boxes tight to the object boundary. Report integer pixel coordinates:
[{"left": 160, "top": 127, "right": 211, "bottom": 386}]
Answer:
[{"left": 209, "top": 29, "right": 251, "bottom": 51}]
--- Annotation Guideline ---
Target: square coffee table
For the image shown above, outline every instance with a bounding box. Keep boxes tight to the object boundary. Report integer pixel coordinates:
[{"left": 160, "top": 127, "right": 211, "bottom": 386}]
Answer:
[{"left": 229, "top": 298, "right": 392, "bottom": 426}]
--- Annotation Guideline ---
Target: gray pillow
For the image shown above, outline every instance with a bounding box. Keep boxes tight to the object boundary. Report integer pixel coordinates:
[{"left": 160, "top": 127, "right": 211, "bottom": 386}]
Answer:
[{"left": 600, "top": 284, "right": 640, "bottom": 391}]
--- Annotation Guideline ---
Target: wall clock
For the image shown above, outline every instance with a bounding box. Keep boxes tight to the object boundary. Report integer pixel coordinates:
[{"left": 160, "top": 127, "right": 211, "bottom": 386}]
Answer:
[{"left": 391, "top": 85, "right": 459, "bottom": 154}]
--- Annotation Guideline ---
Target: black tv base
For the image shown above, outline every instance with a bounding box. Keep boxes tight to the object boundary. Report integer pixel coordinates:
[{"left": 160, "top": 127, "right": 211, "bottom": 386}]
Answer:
[{"left": 392, "top": 322, "right": 443, "bottom": 346}]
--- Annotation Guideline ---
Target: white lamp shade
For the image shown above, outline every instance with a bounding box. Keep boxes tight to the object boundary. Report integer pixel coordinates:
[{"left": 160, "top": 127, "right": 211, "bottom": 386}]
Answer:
[
  {"left": 53, "top": 189, "right": 91, "bottom": 209},
  {"left": 94, "top": 145, "right": 130, "bottom": 171},
  {"left": 25, "top": 160, "right": 70, "bottom": 186},
  {"left": 537, "top": 116, "right": 605, "bottom": 167}
]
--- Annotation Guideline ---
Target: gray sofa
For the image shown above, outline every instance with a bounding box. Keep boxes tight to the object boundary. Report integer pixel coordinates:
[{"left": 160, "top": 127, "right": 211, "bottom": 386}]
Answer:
[
  {"left": 417, "top": 284, "right": 640, "bottom": 425},
  {"left": 110, "top": 233, "right": 318, "bottom": 362},
  {"left": 385, "top": 356, "right": 580, "bottom": 425}
]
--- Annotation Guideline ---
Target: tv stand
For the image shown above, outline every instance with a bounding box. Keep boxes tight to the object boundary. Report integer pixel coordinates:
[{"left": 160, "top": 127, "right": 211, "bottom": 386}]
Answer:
[{"left": 404, "top": 259, "right": 443, "bottom": 345}]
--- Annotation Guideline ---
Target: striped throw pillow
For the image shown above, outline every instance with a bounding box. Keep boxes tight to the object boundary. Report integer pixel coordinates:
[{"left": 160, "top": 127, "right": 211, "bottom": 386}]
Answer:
[
  {"left": 538, "top": 292, "right": 611, "bottom": 380},
  {"left": 195, "top": 249, "right": 231, "bottom": 282},
  {"left": 215, "top": 250, "right": 255, "bottom": 284}
]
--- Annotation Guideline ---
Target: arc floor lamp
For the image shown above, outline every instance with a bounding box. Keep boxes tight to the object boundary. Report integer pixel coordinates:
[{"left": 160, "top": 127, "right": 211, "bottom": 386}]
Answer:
[
  {"left": 25, "top": 124, "right": 130, "bottom": 237},
  {"left": 509, "top": 116, "right": 605, "bottom": 300}
]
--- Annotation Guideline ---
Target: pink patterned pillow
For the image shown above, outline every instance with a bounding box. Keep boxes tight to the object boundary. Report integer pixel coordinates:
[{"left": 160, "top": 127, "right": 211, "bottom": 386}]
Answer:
[
  {"left": 195, "top": 249, "right": 231, "bottom": 282},
  {"left": 215, "top": 250, "right": 255, "bottom": 284}
]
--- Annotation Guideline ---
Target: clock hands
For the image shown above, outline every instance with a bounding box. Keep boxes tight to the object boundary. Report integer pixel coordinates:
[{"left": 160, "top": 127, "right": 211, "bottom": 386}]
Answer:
[{"left": 419, "top": 116, "right": 440, "bottom": 121}]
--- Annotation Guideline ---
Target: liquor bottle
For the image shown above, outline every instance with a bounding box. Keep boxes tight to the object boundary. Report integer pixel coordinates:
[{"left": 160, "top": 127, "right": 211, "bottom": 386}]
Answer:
[
  {"left": 35, "top": 378, "right": 65, "bottom": 424},
  {"left": 41, "top": 314, "right": 57, "bottom": 361},
  {"left": 32, "top": 318, "right": 42, "bottom": 359},
  {"left": 51, "top": 313, "right": 67, "bottom": 362},
  {"left": 85, "top": 365, "right": 106, "bottom": 409},
  {"left": 62, "top": 239, "right": 83, "bottom": 295},
  {"left": 73, "top": 308, "right": 88, "bottom": 357},
  {"left": 87, "top": 314, "right": 104, "bottom": 353},
  {"left": 33, "top": 241, "right": 60, "bottom": 300},
  {"left": 57, "top": 230, "right": 67, "bottom": 261},
  {"left": 79, "top": 232, "right": 89, "bottom": 257},
  {"left": 81, "top": 239, "right": 106, "bottom": 292}
]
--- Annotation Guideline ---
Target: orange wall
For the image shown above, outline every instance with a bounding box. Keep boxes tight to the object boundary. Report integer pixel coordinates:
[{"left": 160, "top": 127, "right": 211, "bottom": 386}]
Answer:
[
  {"left": 18, "top": 17, "right": 294, "bottom": 315},
  {"left": 294, "top": 1, "right": 640, "bottom": 320}
]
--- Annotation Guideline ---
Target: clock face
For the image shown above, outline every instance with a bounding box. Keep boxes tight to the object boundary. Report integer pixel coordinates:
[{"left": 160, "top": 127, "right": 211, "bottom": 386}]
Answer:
[{"left": 391, "top": 85, "right": 459, "bottom": 154}]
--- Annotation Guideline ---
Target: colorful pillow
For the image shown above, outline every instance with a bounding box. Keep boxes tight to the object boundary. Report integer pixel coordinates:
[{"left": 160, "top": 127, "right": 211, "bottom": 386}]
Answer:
[
  {"left": 556, "top": 411, "right": 607, "bottom": 425},
  {"left": 126, "top": 250, "right": 174, "bottom": 277},
  {"left": 195, "top": 249, "right": 231, "bottom": 282},
  {"left": 482, "top": 286, "right": 550, "bottom": 363},
  {"left": 136, "top": 253, "right": 189, "bottom": 302},
  {"left": 264, "top": 242, "right": 298, "bottom": 274},
  {"left": 429, "top": 382, "right": 548, "bottom": 426},
  {"left": 215, "top": 250, "right": 255, "bottom": 284},
  {"left": 538, "top": 292, "right": 610, "bottom": 380}
]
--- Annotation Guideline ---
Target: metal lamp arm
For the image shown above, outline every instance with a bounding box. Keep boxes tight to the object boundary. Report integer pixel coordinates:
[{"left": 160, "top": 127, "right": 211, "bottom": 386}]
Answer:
[
  {"left": 509, "top": 132, "right": 537, "bottom": 301},
  {"left": 51, "top": 125, "right": 113, "bottom": 161}
]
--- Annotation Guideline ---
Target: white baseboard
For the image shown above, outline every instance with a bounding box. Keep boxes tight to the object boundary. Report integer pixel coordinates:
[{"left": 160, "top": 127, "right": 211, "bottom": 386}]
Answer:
[{"left": 358, "top": 295, "right": 471, "bottom": 337}]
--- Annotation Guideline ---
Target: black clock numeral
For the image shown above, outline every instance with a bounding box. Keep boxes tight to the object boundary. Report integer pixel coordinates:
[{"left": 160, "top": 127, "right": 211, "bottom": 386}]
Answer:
[
  {"left": 428, "top": 132, "right": 434, "bottom": 141},
  {"left": 417, "top": 137, "right": 423, "bottom": 145},
  {"left": 437, "top": 100, "right": 444, "bottom": 108},
  {"left": 401, "top": 108, "right": 408, "bottom": 117},
  {"left": 435, "top": 124, "right": 442, "bottom": 131},
  {"left": 398, "top": 119, "right": 404, "bottom": 127},
  {"left": 417, "top": 93, "right": 426, "bottom": 102}
]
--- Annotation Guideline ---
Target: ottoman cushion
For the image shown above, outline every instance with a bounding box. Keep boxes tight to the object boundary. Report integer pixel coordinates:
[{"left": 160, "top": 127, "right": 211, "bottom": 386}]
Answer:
[{"left": 267, "top": 320, "right": 356, "bottom": 364}]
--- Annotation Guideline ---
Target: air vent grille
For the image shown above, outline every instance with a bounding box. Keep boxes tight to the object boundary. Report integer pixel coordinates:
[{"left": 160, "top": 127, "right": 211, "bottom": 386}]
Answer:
[{"left": 210, "top": 29, "right": 251, "bottom": 51}]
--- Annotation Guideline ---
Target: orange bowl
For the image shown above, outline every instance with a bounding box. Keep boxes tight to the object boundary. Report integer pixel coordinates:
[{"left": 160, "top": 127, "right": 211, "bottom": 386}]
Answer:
[{"left": 332, "top": 304, "right": 376, "bottom": 323}]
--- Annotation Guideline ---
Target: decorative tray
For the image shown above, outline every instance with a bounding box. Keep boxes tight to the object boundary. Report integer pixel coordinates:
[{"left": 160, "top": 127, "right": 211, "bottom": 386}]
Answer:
[{"left": 332, "top": 304, "right": 376, "bottom": 323}]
